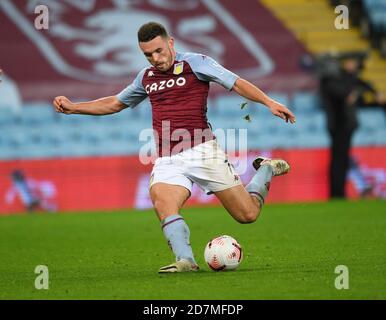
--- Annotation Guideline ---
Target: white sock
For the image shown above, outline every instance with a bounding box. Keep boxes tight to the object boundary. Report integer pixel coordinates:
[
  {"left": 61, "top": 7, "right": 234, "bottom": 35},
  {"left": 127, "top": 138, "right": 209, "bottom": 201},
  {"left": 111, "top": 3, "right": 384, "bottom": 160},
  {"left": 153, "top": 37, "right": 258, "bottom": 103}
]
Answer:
[
  {"left": 246, "top": 165, "right": 273, "bottom": 207},
  {"left": 161, "top": 214, "right": 196, "bottom": 264}
]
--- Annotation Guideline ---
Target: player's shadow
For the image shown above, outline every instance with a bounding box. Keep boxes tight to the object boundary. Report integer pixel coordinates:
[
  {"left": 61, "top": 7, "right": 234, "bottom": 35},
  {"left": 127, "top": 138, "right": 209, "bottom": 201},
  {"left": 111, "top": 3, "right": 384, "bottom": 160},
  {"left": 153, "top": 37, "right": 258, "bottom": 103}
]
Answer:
[{"left": 158, "top": 268, "right": 264, "bottom": 277}]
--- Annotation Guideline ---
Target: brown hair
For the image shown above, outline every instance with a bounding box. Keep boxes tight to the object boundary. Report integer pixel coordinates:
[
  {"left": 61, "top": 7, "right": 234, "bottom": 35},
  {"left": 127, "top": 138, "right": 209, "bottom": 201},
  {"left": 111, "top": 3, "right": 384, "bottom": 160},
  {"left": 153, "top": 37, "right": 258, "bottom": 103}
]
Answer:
[{"left": 137, "top": 22, "right": 169, "bottom": 42}]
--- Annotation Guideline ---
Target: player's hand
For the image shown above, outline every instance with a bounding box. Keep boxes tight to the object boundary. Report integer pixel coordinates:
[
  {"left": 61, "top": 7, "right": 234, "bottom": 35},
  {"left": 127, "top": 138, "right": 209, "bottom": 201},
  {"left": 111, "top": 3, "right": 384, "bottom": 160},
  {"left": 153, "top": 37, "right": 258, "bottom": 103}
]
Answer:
[
  {"left": 346, "top": 90, "right": 359, "bottom": 106},
  {"left": 376, "top": 92, "right": 386, "bottom": 105},
  {"left": 267, "top": 100, "right": 296, "bottom": 124},
  {"left": 53, "top": 96, "right": 76, "bottom": 114}
]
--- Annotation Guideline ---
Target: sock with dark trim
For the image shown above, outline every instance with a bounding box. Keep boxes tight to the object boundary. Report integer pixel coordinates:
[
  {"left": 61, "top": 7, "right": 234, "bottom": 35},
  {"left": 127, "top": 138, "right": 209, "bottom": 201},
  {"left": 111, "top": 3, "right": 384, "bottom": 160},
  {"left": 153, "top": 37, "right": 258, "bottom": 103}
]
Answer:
[
  {"left": 246, "top": 165, "right": 273, "bottom": 207},
  {"left": 161, "top": 214, "right": 196, "bottom": 265}
]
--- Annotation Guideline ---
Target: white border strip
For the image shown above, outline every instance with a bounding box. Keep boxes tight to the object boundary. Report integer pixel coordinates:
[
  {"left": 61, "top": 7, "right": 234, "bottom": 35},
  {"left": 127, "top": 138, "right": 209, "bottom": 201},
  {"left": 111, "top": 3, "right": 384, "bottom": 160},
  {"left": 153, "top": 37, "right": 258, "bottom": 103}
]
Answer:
[{"left": 202, "top": 0, "right": 274, "bottom": 78}]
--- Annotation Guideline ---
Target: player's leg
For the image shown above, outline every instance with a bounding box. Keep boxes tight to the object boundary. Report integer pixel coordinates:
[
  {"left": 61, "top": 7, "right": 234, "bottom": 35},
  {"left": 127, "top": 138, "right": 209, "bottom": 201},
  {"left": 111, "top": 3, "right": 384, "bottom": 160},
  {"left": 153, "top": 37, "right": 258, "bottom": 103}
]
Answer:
[
  {"left": 150, "top": 182, "right": 199, "bottom": 272},
  {"left": 184, "top": 140, "right": 290, "bottom": 224},
  {"left": 214, "top": 157, "right": 290, "bottom": 223},
  {"left": 214, "top": 184, "right": 261, "bottom": 223},
  {"left": 150, "top": 182, "right": 190, "bottom": 221}
]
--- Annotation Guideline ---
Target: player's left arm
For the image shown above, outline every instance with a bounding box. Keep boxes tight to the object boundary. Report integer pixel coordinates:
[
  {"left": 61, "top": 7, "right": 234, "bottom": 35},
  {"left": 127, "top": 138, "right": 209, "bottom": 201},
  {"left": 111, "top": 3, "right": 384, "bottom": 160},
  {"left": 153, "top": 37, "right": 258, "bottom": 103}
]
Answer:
[
  {"left": 233, "top": 78, "right": 296, "bottom": 124},
  {"left": 187, "top": 53, "right": 295, "bottom": 123}
]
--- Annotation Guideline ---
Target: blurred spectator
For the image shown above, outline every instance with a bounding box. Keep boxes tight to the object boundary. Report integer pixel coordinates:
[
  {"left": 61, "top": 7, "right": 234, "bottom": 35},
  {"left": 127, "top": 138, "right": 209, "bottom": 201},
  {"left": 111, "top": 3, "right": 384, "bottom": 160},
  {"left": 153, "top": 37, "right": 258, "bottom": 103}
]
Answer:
[{"left": 319, "top": 55, "right": 385, "bottom": 199}]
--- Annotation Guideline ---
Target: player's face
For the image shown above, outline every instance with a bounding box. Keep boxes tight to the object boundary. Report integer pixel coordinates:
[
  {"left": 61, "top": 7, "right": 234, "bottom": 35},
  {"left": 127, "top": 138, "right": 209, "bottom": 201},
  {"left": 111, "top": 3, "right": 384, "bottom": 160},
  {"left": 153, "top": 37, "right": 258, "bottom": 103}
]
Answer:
[
  {"left": 343, "top": 58, "right": 359, "bottom": 74},
  {"left": 139, "top": 36, "right": 175, "bottom": 72}
]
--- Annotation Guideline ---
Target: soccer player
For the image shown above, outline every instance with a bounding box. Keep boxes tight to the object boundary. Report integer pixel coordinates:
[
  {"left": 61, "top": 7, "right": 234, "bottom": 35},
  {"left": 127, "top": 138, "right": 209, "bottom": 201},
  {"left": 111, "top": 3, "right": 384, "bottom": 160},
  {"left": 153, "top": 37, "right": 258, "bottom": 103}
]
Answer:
[{"left": 53, "top": 22, "right": 296, "bottom": 273}]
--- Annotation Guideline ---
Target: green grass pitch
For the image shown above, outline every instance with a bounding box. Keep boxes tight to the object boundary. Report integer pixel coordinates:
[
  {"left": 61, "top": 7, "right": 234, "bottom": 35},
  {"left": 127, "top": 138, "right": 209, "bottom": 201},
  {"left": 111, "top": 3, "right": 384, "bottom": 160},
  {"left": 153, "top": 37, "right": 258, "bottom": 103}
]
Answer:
[{"left": 0, "top": 200, "right": 385, "bottom": 299}]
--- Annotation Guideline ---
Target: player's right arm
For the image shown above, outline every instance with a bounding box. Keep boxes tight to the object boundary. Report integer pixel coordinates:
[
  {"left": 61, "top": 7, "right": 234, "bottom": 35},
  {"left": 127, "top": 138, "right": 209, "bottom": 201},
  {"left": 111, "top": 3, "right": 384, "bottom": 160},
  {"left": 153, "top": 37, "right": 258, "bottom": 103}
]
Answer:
[
  {"left": 53, "top": 95, "right": 125, "bottom": 115},
  {"left": 53, "top": 96, "right": 126, "bottom": 116},
  {"left": 54, "top": 67, "right": 148, "bottom": 115}
]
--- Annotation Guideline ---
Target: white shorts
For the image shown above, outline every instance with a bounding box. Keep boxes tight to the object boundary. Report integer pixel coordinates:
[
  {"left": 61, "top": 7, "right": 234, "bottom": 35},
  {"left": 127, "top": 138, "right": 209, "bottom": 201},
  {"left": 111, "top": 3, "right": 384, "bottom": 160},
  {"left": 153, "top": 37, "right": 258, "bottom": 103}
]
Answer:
[{"left": 149, "top": 140, "right": 242, "bottom": 195}]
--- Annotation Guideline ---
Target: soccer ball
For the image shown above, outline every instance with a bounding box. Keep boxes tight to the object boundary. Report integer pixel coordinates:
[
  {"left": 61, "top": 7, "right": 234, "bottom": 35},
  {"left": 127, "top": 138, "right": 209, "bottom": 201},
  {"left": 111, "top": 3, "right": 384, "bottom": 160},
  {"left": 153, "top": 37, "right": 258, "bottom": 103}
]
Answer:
[{"left": 204, "top": 235, "right": 243, "bottom": 271}]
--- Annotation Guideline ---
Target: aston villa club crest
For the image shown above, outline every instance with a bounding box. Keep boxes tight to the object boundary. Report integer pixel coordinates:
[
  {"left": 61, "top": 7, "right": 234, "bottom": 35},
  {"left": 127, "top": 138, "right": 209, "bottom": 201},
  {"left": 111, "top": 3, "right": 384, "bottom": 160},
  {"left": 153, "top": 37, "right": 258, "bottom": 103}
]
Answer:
[{"left": 173, "top": 62, "right": 184, "bottom": 75}]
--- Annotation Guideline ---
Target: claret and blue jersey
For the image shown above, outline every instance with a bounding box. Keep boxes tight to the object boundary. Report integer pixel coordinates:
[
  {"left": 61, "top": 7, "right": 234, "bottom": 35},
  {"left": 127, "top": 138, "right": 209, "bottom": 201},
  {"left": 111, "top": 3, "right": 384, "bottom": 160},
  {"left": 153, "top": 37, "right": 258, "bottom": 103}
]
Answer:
[{"left": 117, "top": 52, "right": 239, "bottom": 156}]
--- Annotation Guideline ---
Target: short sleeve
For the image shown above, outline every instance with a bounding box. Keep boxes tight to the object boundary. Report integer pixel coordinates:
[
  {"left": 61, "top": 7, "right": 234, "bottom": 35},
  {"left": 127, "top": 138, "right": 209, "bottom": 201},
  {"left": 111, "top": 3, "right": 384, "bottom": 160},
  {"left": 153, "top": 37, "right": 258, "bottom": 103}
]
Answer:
[
  {"left": 116, "top": 68, "right": 148, "bottom": 108},
  {"left": 186, "top": 53, "right": 239, "bottom": 91}
]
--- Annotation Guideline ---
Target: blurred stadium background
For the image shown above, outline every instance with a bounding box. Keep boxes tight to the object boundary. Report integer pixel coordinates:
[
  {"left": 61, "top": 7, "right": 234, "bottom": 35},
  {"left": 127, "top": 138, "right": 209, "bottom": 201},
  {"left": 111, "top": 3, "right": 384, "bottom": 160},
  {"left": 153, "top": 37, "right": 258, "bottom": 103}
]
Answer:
[{"left": 1, "top": 0, "right": 385, "bottom": 214}]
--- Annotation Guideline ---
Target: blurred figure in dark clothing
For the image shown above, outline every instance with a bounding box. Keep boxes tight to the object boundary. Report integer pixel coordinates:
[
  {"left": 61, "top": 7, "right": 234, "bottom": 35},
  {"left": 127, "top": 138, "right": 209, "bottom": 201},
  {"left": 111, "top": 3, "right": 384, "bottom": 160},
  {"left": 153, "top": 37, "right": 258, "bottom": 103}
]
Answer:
[{"left": 320, "top": 56, "right": 384, "bottom": 199}]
